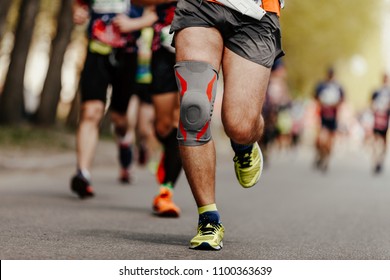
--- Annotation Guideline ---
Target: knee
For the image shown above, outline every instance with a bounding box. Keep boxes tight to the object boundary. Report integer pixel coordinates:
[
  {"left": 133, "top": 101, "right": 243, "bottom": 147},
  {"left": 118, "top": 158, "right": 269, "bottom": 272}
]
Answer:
[
  {"left": 223, "top": 115, "right": 264, "bottom": 144},
  {"left": 80, "top": 101, "right": 104, "bottom": 124},
  {"left": 110, "top": 112, "right": 128, "bottom": 137},
  {"left": 175, "top": 61, "right": 218, "bottom": 146},
  {"left": 155, "top": 116, "right": 173, "bottom": 138},
  {"left": 224, "top": 122, "right": 255, "bottom": 144}
]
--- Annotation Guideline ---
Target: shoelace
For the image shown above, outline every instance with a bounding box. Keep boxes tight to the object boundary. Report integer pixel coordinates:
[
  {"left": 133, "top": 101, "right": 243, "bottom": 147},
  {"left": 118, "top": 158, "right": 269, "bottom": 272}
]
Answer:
[
  {"left": 234, "top": 152, "right": 252, "bottom": 168},
  {"left": 198, "top": 222, "right": 222, "bottom": 236}
]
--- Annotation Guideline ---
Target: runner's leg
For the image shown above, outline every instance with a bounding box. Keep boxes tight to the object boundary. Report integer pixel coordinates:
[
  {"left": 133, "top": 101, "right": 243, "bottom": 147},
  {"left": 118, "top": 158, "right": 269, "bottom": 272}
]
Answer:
[{"left": 175, "top": 26, "right": 223, "bottom": 207}]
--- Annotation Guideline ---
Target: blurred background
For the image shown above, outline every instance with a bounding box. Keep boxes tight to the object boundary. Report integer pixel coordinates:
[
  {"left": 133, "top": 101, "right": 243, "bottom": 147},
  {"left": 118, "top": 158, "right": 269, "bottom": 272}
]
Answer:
[
  {"left": 0, "top": 0, "right": 389, "bottom": 179},
  {"left": 0, "top": 0, "right": 388, "bottom": 131}
]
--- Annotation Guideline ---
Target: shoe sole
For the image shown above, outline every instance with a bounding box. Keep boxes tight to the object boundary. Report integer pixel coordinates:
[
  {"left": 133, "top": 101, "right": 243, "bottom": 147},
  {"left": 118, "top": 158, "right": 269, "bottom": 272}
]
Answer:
[
  {"left": 71, "top": 177, "right": 94, "bottom": 199},
  {"left": 190, "top": 241, "right": 223, "bottom": 251},
  {"left": 153, "top": 208, "right": 180, "bottom": 218},
  {"left": 119, "top": 177, "right": 131, "bottom": 184}
]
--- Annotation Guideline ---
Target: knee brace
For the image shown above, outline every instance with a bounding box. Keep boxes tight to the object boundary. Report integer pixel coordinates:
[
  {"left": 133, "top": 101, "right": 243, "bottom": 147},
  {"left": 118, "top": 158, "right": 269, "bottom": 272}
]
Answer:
[{"left": 174, "top": 61, "right": 218, "bottom": 146}]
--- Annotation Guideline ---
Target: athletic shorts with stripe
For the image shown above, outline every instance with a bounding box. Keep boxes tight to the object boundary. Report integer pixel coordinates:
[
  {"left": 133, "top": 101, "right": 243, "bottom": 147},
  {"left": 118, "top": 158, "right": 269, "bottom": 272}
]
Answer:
[{"left": 170, "top": 0, "right": 284, "bottom": 68}]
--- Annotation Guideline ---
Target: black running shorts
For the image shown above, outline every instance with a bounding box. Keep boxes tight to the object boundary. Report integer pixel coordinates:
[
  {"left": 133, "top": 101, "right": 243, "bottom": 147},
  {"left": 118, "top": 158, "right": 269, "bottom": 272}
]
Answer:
[
  {"left": 374, "top": 128, "right": 388, "bottom": 139},
  {"left": 321, "top": 118, "right": 337, "bottom": 132},
  {"left": 150, "top": 47, "right": 178, "bottom": 95},
  {"left": 170, "top": 0, "right": 284, "bottom": 68},
  {"left": 134, "top": 83, "right": 153, "bottom": 104},
  {"left": 80, "top": 49, "right": 138, "bottom": 114}
]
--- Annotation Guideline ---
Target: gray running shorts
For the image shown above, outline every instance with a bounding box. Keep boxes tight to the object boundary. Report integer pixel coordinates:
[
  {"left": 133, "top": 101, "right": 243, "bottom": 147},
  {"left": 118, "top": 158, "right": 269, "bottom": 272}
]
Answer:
[{"left": 171, "top": 0, "right": 284, "bottom": 68}]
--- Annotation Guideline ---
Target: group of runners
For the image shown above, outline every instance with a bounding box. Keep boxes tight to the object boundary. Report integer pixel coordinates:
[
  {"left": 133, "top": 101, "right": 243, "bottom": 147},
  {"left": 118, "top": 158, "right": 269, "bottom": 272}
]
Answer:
[
  {"left": 70, "top": 0, "right": 183, "bottom": 218},
  {"left": 69, "top": 0, "right": 285, "bottom": 251},
  {"left": 260, "top": 62, "right": 390, "bottom": 175},
  {"left": 67, "top": 0, "right": 390, "bottom": 251},
  {"left": 313, "top": 68, "right": 390, "bottom": 175}
]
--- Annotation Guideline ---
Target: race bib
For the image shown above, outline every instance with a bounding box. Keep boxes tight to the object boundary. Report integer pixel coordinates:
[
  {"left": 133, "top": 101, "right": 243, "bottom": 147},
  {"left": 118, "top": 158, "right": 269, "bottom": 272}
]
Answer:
[
  {"left": 319, "top": 85, "right": 341, "bottom": 106},
  {"left": 373, "top": 90, "right": 390, "bottom": 112},
  {"left": 91, "top": 0, "right": 129, "bottom": 14}
]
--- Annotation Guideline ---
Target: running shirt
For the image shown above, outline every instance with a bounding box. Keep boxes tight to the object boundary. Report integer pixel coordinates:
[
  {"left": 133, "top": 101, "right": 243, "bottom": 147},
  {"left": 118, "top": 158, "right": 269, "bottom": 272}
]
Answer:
[
  {"left": 151, "top": 3, "right": 177, "bottom": 52},
  {"left": 372, "top": 86, "right": 390, "bottom": 132},
  {"left": 78, "top": 0, "right": 142, "bottom": 51},
  {"left": 207, "top": 0, "right": 282, "bottom": 16},
  {"left": 262, "top": 0, "right": 283, "bottom": 15},
  {"left": 315, "top": 81, "right": 344, "bottom": 121}
]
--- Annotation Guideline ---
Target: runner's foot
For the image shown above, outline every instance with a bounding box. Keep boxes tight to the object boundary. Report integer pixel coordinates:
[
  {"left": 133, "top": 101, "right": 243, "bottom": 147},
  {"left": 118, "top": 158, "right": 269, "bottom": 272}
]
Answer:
[
  {"left": 138, "top": 143, "right": 148, "bottom": 166},
  {"left": 119, "top": 169, "right": 132, "bottom": 184},
  {"left": 374, "top": 163, "right": 382, "bottom": 174},
  {"left": 233, "top": 142, "right": 263, "bottom": 188},
  {"left": 70, "top": 172, "right": 94, "bottom": 199},
  {"left": 190, "top": 211, "right": 224, "bottom": 250},
  {"left": 153, "top": 187, "right": 180, "bottom": 217}
]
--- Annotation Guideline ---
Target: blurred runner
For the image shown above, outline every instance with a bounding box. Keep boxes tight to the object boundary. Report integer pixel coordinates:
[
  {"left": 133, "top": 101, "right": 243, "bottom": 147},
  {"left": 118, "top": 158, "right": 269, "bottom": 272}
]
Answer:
[
  {"left": 150, "top": 3, "right": 183, "bottom": 218},
  {"left": 259, "top": 58, "right": 291, "bottom": 164},
  {"left": 314, "top": 67, "right": 344, "bottom": 172},
  {"left": 290, "top": 100, "right": 305, "bottom": 148},
  {"left": 271, "top": 60, "right": 292, "bottom": 151},
  {"left": 110, "top": 2, "right": 182, "bottom": 217},
  {"left": 370, "top": 73, "right": 390, "bottom": 174},
  {"left": 133, "top": 27, "right": 160, "bottom": 169},
  {"left": 70, "top": 0, "right": 157, "bottom": 199}
]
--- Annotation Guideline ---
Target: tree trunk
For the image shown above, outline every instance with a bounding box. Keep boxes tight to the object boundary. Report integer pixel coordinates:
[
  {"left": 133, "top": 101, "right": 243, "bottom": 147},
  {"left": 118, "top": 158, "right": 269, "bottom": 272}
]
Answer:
[
  {"left": 0, "top": 0, "right": 40, "bottom": 124},
  {"left": 66, "top": 85, "right": 81, "bottom": 129},
  {"left": 0, "top": 0, "right": 13, "bottom": 40},
  {"left": 34, "top": 0, "right": 74, "bottom": 125}
]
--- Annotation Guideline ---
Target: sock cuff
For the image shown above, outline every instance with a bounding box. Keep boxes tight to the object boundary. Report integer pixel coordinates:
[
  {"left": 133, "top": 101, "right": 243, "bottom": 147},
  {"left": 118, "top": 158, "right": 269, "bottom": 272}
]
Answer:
[
  {"left": 161, "top": 182, "right": 173, "bottom": 190},
  {"left": 230, "top": 140, "right": 253, "bottom": 154},
  {"left": 198, "top": 203, "right": 217, "bottom": 214},
  {"left": 78, "top": 169, "right": 91, "bottom": 181}
]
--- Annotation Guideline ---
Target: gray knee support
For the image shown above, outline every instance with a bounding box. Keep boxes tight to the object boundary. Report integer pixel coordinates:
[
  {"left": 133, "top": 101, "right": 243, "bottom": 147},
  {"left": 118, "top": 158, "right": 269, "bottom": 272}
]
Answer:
[{"left": 174, "top": 61, "right": 218, "bottom": 146}]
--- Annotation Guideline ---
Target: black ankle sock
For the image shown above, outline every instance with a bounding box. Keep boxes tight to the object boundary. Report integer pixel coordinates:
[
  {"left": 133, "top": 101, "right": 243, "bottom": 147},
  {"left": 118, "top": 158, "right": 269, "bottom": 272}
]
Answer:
[
  {"left": 199, "top": 211, "right": 221, "bottom": 224},
  {"left": 119, "top": 144, "right": 133, "bottom": 169},
  {"left": 230, "top": 140, "right": 252, "bottom": 154}
]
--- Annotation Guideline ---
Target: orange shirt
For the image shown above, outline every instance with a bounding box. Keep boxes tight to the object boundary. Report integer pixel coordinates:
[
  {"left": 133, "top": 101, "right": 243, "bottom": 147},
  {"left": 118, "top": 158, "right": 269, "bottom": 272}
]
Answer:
[
  {"left": 262, "top": 0, "right": 281, "bottom": 16},
  {"left": 207, "top": 0, "right": 281, "bottom": 16}
]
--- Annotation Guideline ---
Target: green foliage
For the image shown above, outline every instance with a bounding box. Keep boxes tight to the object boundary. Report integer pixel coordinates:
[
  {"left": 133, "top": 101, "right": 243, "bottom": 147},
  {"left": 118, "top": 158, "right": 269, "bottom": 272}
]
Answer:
[
  {"left": 280, "top": 0, "right": 383, "bottom": 97},
  {"left": 0, "top": 125, "right": 74, "bottom": 150}
]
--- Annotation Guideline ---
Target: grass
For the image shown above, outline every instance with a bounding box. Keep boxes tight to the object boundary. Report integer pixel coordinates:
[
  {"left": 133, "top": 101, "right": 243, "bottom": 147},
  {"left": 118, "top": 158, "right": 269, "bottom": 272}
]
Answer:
[{"left": 0, "top": 125, "right": 76, "bottom": 151}]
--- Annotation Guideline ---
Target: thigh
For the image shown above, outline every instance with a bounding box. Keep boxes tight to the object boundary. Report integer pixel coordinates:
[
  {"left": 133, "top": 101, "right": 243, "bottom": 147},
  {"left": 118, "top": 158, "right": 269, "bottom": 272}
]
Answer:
[
  {"left": 171, "top": 0, "right": 227, "bottom": 68},
  {"left": 175, "top": 26, "right": 223, "bottom": 70},
  {"left": 152, "top": 93, "right": 180, "bottom": 120},
  {"left": 221, "top": 48, "right": 271, "bottom": 124},
  {"left": 152, "top": 92, "right": 180, "bottom": 130}
]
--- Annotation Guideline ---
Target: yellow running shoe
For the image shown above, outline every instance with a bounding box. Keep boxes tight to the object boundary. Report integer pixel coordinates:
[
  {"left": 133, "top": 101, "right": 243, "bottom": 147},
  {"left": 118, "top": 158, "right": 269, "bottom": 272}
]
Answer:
[
  {"left": 190, "top": 222, "right": 224, "bottom": 250},
  {"left": 233, "top": 142, "right": 263, "bottom": 188}
]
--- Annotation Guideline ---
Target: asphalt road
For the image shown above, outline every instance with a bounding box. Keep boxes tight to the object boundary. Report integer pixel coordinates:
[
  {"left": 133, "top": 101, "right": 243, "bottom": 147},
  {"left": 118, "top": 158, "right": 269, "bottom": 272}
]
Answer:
[{"left": 1, "top": 140, "right": 390, "bottom": 260}]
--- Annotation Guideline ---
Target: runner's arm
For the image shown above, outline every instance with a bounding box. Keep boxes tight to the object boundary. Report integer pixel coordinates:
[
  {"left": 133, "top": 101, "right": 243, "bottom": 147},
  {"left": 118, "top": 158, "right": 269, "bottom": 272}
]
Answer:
[
  {"left": 131, "top": 0, "right": 176, "bottom": 6},
  {"left": 73, "top": 0, "right": 89, "bottom": 25},
  {"left": 113, "top": 6, "right": 158, "bottom": 33}
]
